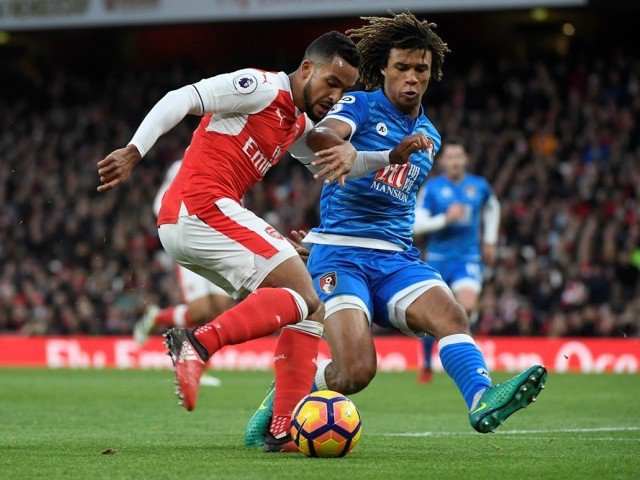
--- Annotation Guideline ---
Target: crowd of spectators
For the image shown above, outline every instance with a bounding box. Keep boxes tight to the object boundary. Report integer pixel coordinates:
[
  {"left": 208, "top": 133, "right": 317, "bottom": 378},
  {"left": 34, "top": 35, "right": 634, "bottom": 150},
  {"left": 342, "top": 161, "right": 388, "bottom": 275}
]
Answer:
[{"left": 1, "top": 49, "right": 638, "bottom": 337}]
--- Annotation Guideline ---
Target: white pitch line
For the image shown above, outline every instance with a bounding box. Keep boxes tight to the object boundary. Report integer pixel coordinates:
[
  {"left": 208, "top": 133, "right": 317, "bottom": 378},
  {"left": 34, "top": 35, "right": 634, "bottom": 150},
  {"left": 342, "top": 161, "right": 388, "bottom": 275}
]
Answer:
[
  {"left": 486, "top": 436, "right": 640, "bottom": 442},
  {"left": 381, "top": 426, "right": 640, "bottom": 437}
]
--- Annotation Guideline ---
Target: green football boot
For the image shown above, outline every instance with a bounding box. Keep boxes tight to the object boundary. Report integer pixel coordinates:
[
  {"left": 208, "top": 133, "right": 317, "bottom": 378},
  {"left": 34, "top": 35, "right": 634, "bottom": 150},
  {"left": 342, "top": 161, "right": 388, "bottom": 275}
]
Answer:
[
  {"left": 245, "top": 381, "right": 275, "bottom": 447},
  {"left": 469, "top": 365, "right": 547, "bottom": 433}
]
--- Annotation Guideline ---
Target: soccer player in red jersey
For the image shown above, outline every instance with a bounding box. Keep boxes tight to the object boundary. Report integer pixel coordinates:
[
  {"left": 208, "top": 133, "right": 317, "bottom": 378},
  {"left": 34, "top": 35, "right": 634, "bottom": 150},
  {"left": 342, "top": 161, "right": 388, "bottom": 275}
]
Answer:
[
  {"left": 133, "top": 159, "right": 234, "bottom": 345},
  {"left": 97, "top": 32, "right": 361, "bottom": 451}
]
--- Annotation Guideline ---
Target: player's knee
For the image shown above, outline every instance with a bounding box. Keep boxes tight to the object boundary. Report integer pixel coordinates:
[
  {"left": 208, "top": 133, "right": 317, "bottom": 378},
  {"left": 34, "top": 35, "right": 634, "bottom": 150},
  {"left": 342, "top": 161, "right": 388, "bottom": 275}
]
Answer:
[
  {"left": 333, "top": 361, "right": 376, "bottom": 394},
  {"left": 430, "top": 299, "right": 470, "bottom": 339},
  {"left": 301, "top": 291, "right": 324, "bottom": 322},
  {"left": 445, "top": 300, "right": 471, "bottom": 334}
]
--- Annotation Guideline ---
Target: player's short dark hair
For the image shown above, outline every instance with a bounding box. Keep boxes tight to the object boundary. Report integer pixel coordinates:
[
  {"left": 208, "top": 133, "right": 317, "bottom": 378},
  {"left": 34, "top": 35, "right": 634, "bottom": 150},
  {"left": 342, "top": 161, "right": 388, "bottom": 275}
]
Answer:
[
  {"left": 442, "top": 136, "right": 468, "bottom": 152},
  {"left": 304, "top": 31, "right": 361, "bottom": 69},
  {"left": 347, "top": 12, "right": 450, "bottom": 91}
]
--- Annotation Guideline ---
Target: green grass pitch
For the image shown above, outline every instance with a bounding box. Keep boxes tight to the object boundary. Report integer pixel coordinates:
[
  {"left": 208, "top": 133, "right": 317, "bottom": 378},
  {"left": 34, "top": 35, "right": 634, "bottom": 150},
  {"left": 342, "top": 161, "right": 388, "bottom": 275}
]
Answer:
[{"left": 1, "top": 369, "right": 639, "bottom": 479}]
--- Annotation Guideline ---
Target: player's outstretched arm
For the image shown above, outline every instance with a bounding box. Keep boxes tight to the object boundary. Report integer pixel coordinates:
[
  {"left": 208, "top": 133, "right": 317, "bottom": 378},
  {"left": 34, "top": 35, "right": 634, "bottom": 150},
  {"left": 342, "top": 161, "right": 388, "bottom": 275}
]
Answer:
[
  {"left": 97, "top": 84, "right": 207, "bottom": 192},
  {"left": 310, "top": 130, "right": 432, "bottom": 183}
]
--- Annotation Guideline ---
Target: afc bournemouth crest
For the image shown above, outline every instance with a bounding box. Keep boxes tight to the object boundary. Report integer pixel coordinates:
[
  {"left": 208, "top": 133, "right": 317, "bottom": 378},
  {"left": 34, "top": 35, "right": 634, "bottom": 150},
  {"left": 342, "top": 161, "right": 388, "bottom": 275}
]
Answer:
[
  {"left": 265, "top": 226, "right": 284, "bottom": 240},
  {"left": 318, "top": 272, "right": 337, "bottom": 294}
]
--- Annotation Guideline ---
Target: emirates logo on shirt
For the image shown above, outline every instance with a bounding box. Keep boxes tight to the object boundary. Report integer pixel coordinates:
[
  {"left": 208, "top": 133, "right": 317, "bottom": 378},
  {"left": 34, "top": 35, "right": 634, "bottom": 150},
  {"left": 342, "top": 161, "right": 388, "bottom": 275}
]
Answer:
[{"left": 318, "top": 272, "right": 337, "bottom": 294}]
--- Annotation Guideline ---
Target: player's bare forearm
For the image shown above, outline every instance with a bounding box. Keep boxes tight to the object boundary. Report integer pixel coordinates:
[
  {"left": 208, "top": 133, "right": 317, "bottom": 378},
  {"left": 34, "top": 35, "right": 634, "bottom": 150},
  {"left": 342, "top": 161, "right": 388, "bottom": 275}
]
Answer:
[
  {"left": 97, "top": 144, "right": 142, "bottom": 192},
  {"left": 306, "top": 118, "right": 352, "bottom": 151},
  {"left": 306, "top": 119, "right": 355, "bottom": 185}
]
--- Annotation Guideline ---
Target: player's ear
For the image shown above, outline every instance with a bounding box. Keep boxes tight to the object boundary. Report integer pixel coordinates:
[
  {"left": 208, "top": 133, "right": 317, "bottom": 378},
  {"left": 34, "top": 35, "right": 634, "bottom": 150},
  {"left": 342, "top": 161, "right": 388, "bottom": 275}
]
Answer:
[{"left": 300, "top": 59, "right": 314, "bottom": 81}]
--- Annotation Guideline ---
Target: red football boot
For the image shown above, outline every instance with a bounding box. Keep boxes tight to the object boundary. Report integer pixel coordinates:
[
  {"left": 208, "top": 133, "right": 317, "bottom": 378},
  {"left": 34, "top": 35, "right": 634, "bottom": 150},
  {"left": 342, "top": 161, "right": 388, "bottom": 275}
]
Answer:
[{"left": 164, "top": 328, "right": 210, "bottom": 411}]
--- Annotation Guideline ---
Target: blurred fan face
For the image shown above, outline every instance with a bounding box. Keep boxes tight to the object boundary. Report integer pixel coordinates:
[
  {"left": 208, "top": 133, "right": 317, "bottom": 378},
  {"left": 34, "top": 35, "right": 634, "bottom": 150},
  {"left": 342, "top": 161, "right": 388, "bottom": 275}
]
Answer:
[
  {"left": 441, "top": 143, "right": 468, "bottom": 179},
  {"left": 302, "top": 56, "right": 358, "bottom": 122},
  {"left": 382, "top": 48, "right": 432, "bottom": 115}
]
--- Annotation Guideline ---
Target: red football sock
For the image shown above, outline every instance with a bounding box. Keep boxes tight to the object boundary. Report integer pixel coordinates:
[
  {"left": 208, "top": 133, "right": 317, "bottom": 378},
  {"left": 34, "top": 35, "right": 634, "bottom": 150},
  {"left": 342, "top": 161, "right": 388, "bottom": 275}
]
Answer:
[
  {"left": 270, "top": 326, "right": 320, "bottom": 437},
  {"left": 155, "top": 305, "right": 192, "bottom": 328},
  {"left": 193, "top": 288, "right": 302, "bottom": 357}
]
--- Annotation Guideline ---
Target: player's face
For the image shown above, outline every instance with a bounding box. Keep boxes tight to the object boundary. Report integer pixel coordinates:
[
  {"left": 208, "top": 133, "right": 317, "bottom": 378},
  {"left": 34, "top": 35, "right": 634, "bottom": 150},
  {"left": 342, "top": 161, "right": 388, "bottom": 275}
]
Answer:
[
  {"left": 441, "top": 144, "right": 468, "bottom": 179},
  {"left": 381, "top": 48, "right": 432, "bottom": 116},
  {"left": 302, "top": 56, "right": 358, "bottom": 122}
]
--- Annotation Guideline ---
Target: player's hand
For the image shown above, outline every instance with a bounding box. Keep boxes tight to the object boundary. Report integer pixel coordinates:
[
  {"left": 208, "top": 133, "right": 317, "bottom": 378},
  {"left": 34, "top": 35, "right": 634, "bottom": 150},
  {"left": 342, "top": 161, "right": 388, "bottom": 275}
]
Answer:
[
  {"left": 287, "top": 230, "right": 310, "bottom": 263},
  {"left": 97, "top": 144, "right": 142, "bottom": 192},
  {"left": 389, "top": 133, "right": 431, "bottom": 165},
  {"left": 482, "top": 243, "right": 497, "bottom": 265},
  {"left": 445, "top": 203, "right": 465, "bottom": 223},
  {"left": 311, "top": 143, "right": 357, "bottom": 186}
]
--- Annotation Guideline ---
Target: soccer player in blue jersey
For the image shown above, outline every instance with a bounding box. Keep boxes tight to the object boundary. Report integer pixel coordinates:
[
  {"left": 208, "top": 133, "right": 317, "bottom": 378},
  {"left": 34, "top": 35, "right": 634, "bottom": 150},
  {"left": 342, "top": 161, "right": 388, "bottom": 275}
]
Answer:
[
  {"left": 246, "top": 12, "right": 546, "bottom": 447},
  {"left": 413, "top": 138, "right": 501, "bottom": 383}
]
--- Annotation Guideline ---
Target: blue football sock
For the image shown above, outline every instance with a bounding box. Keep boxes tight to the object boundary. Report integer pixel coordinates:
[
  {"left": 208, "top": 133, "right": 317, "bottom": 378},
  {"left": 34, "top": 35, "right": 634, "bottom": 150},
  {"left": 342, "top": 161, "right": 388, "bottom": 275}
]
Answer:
[
  {"left": 438, "top": 334, "right": 492, "bottom": 409},
  {"left": 421, "top": 336, "right": 436, "bottom": 369}
]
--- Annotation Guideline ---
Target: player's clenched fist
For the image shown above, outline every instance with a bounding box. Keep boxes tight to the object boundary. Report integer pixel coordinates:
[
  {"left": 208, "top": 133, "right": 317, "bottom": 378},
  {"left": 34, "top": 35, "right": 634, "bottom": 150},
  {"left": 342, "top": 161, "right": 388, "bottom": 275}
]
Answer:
[
  {"left": 97, "top": 144, "right": 142, "bottom": 192},
  {"left": 389, "top": 133, "right": 431, "bottom": 165}
]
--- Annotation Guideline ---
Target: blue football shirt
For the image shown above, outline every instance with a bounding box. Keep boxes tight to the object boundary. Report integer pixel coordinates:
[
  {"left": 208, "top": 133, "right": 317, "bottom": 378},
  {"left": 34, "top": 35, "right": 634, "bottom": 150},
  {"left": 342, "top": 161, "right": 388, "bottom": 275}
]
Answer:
[
  {"left": 306, "top": 89, "right": 441, "bottom": 250},
  {"left": 420, "top": 173, "right": 493, "bottom": 262}
]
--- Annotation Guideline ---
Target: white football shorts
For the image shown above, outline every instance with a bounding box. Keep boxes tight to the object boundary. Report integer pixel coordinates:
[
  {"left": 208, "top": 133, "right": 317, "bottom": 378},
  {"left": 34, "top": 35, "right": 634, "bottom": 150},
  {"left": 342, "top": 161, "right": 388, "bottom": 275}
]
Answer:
[{"left": 159, "top": 198, "right": 297, "bottom": 299}]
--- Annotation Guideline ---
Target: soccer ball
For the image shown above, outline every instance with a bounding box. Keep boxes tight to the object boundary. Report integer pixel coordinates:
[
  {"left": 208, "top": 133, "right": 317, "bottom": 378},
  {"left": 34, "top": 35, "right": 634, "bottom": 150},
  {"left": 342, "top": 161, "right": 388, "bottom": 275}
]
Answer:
[{"left": 290, "top": 390, "right": 362, "bottom": 457}]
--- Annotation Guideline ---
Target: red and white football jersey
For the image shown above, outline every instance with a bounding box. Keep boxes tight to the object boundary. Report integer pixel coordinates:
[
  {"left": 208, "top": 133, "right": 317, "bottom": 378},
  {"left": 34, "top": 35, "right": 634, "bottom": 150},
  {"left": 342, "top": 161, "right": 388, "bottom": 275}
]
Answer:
[{"left": 158, "top": 68, "right": 312, "bottom": 226}]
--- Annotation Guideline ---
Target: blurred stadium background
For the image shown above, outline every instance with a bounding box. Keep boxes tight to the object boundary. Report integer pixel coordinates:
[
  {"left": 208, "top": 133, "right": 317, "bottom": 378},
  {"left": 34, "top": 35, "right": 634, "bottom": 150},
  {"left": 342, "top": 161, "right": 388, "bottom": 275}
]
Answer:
[{"left": 1, "top": 0, "right": 639, "bottom": 373}]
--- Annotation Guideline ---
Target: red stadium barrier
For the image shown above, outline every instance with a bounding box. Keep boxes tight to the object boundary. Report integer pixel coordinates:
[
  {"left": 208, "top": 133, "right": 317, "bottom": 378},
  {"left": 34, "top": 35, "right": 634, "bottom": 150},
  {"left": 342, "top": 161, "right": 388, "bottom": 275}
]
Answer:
[{"left": 0, "top": 336, "right": 637, "bottom": 373}]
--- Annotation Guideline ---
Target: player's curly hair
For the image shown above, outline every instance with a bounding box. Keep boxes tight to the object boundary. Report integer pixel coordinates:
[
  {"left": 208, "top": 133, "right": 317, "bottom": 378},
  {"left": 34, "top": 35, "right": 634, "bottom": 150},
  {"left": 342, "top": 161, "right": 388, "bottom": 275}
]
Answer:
[{"left": 346, "top": 12, "right": 450, "bottom": 91}]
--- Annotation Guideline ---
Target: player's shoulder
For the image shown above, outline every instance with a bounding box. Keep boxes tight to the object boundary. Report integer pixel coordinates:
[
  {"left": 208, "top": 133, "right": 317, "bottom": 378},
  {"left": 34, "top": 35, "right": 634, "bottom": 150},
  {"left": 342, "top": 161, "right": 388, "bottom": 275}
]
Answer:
[
  {"left": 331, "top": 90, "right": 370, "bottom": 111},
  {"left": 219, "top": 68, "right": 285, "bottom": 95},
  {"left": 339, "top": 90, "right": 369, "bottom": 104},
  {"left": 325, "top": 90, "right": 370, "bottom": 121}
]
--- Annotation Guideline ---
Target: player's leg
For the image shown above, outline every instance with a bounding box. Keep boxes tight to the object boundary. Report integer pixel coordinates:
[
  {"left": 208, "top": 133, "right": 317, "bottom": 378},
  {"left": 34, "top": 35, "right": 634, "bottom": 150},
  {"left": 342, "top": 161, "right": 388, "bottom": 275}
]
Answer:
[
  {"left": 245, "top": 311, "right": 375, "bottom": 447},
  {"left": 160, "top": 200, "right": 322, "bottom": 414},
  {"left": 405, "top": 289, "right": 546, "bottom": 433},
  {"left": 133, "top": 264, "right": 233, "bottom": 343},
  {"left": 306, "top": 245, "right": 376, "bottom": 396},
  {"left": 415, "top": 258, "right": 450, "bottom": 383},
  {"left": 417, "top": 336, "right": 435, "bottom": 384},
  {"left": 403, "top": 285, "right": 493, "bottom": 410},
  {"left": 255, "top": 255, "right": 325, "bottom": 450},
  {"left": 449, "top": 261, "right": 483, "bottom": 322},
  {"left": 375, "top": 249, "right": 546, "bottom": 433},
  {"left": 245, "top": 245, "right": 374, "bottom": 448},
  {"left": 314, "top": 308, "right": 377, "bottom": 394}
]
